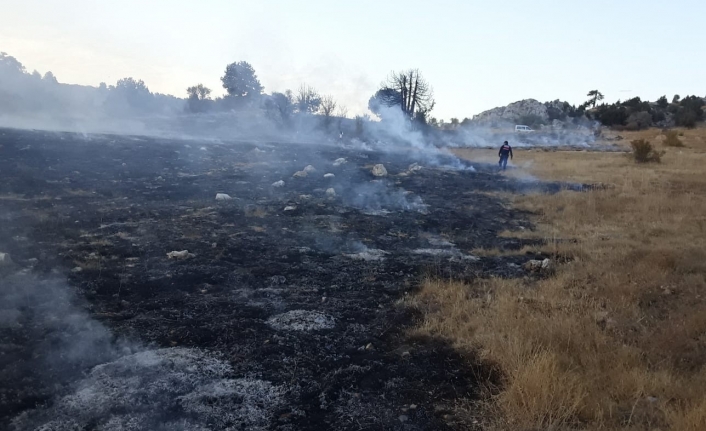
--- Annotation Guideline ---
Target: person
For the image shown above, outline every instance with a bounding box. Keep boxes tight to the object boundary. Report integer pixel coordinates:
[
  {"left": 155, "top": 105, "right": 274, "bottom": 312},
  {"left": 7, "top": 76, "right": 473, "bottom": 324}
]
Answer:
[{"left": 498, "top": 140, "right": 513, "bottom": 170}]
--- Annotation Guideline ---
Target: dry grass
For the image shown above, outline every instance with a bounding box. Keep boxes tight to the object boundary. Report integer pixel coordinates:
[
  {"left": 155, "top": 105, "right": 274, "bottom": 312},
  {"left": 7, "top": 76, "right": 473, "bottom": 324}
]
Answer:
[{"left": 418, "top": 127, "right": 706, "bottom": 430}]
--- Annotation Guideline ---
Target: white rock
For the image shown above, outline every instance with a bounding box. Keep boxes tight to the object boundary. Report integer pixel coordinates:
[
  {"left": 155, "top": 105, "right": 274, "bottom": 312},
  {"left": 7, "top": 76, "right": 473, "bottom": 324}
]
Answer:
[
  {"left": 0, "top": 252, "right": 13, "bottom": 267},
  {"left": 272, "top": 180, "right": 285, "bottom": 187},
  {"left": 303, "top": 165, "right": 317, "bottom": 173},
  {"left": 372, "top": 164, "right": 388, "bottom": 177},
  {"left": 523, "top": 258, "right": 554, "bottom": 273},
  {"left": 284, "top": 205, "right": 297, "bottom": 211},
  {"left": 324, "top": 173, "right": 335, "bottom": 178},
  {"left": 215, "top": 193, "right": 232, "bottom": 201},
  {"left": 326, "top": 188, "right": 336, "bottom": 197},
  {"left": 292, "top": 170, "right": 308, "bottom": 178},
  {"left": 333, "top": 158, "right": 347, "bottom": 166},
  {"left": 167, "top": 250, "right": 194, "bottom": 260},
  {"left": 408, "top": 163, "right": 422, "bottom": 172}
]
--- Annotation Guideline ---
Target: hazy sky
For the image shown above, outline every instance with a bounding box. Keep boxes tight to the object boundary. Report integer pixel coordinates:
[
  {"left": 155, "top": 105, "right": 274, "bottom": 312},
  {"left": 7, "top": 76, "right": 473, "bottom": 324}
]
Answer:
[{"left": 2, "top": 0, "right": 704, "bottom": 120}]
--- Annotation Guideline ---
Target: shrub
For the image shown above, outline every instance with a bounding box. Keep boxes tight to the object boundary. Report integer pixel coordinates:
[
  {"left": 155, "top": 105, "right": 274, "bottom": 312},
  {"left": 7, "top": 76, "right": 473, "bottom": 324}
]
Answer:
[
  {"left": 625, "top": 111, "right": 652, "bottom": 130},
  {"left": 663, "top": 130, "right": 684, "bottom": 147},
  {"left": 631, "top": 139, "right": 662, "bottom": 163},
  {"left": 675, "top": 108, "right": 698, "bottom": 128}
]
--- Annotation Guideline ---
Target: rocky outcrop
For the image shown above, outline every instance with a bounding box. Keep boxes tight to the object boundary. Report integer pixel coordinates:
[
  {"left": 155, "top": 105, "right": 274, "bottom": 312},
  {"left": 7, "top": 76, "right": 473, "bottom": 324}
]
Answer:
[{"left": 470, "top": 99, "right": 575, "bottom": 128}]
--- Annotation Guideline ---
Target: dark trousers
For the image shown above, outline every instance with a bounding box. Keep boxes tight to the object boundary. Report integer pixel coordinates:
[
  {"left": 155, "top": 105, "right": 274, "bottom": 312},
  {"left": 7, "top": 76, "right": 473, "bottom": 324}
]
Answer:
[{"left": 499, "top": 155, "right": 509, "bottom": 170}]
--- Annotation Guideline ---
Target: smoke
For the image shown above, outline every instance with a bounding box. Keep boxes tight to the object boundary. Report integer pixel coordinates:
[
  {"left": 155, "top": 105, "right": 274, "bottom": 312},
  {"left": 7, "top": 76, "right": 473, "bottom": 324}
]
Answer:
[
  {"left": 343, "top": 180, "right": 428, "bottom": 215},
  {"left": 1, "top": 270, "right": 289, "bottom": 430}
]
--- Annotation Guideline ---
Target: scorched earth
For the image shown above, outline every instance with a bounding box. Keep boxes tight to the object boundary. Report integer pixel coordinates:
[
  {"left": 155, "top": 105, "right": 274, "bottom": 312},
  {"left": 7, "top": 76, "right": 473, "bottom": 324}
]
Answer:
[{"left": 0, "top": 128, "right": 570, "bottom": 430}]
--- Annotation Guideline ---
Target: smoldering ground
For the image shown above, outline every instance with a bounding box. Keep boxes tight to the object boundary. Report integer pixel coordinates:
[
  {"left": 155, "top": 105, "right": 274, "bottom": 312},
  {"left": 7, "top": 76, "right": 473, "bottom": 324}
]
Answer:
[{"left": 0, "top": 124, "right": 595, "bottom": 430}]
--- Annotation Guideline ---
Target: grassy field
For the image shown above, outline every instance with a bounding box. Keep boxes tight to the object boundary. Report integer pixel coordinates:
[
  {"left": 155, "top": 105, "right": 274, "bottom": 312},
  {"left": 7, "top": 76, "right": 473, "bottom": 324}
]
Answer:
[{"left": 411, "top": 127, "right": 706, "bottom": 430}]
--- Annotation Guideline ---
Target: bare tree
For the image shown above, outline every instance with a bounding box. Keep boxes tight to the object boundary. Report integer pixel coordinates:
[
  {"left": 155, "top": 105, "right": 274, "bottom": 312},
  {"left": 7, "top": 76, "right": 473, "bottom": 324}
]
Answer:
[
  {"left": 319, "top": 95, "right": 337, "bottom": 129},
  {"left": 380, "top": 69, "right": 435, "bottom": 119},
  {"left": 336, "top": 105, "right": 348, "bottom": 119},
  {"left": 296, "top": 84, "right": 321, "bottom": 114}
]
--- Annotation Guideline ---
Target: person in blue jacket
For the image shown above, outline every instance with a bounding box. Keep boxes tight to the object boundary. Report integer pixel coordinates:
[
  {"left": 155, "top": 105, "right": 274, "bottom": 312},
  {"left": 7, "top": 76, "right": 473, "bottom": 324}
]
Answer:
[{"left": 498, "top": 141, "right": 513, "bottom": 170}]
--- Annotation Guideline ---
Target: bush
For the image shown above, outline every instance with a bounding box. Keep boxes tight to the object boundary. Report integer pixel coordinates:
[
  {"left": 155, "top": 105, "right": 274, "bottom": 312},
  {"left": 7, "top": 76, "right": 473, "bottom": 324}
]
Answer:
[
  {"left": 631, "top": 139, "right": 662, "bottom": 163},
  {"left": 675, "top": 108, "right": 698, "bottom": 128},
  {"left": 625, "top": 111, "right": 652, "bottom": 130},
  {"left": 663, "top": 130, "right": 684, "bottom": 147}
]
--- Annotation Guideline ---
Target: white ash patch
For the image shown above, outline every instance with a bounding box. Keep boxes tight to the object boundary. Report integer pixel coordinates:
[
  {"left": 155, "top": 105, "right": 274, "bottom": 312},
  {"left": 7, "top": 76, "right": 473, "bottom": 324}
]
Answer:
[
  {"left": 12, "top": 348, "right": 285, "bottom": 431},
  {"left": 412, "top": 248, "right": 478, "bottom": 261},
  {"left": 345, "top": 248, "right": 389, "bottom": 261},
  {"left": 333, "top": 158, "right": 347, "bottom": 166},
  {"left": 271, "top": 180, "right": 285, "bottom": 188},
  {"left": 427, "top": 237, "right": 455, "bottom": 247},
  {"left": 303, "top": 164, "right": 317, "bottom": 173},
  {"left": 267, "top": 310, "right": 336, "bottom": 331}
]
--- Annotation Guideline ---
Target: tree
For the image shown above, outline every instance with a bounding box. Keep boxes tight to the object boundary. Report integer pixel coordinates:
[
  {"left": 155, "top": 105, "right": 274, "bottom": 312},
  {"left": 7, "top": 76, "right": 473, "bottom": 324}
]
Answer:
[
  {"left": 104, "top": 77, "right": 154, "bottom": 113},
  {"left": 450, "top": 118, "right": 460, "bottom": 128},
  {"left": 221, "top": 61, "right": 263, "bottom": 99},
  {"left": 264, "top": 90, "right": 295, "bottom": 124},
  {"left": 371, "top": 69, "right": 434, "bottom": 120},
  {"left": 656, "top": 95, "right": 668, "bottom": 109},
  {"left": 672, "top": 94, "right": 681, "bottom": 104},
  {"left": 586, "top": 90, "right": 604, "bottom": 108},
  {"left": 186, "top": 84, "right": 212, "bottom": 113},
  {"left": 295, "top": 84, "right": 321, "bottom": 114},
  {"left": 187, "top": 84, "right": 211, "bottom": 101},
  {"left": 319, "top": 95, "right": 337, "bottom": 129},
  {"left": 0, "top": 52, "right": 25, "bottom": 75},
  {"left": 43, "top": 71, "right": 58, "bottom": 83},
  {"left": 368, "top": 87, "right": 402, "bottom": 117}
]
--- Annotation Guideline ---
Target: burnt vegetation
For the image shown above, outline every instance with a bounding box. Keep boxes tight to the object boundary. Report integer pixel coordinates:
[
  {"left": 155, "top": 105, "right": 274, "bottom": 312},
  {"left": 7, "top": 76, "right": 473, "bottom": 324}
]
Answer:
[{"left": 0, "top": 127, "right": 582, "bottom": 429}]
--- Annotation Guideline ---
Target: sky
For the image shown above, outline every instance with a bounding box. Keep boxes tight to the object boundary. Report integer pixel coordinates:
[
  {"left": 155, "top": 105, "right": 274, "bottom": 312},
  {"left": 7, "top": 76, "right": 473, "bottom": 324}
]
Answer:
[{"left": 1, "top": 0, "right": 704, "bottom": 120}]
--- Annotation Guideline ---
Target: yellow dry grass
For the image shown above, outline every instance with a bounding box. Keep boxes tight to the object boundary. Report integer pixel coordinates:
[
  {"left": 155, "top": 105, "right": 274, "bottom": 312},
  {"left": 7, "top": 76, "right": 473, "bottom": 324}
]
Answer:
[{"left": 414, "top": 127, "right": 706, "bottom": 430}]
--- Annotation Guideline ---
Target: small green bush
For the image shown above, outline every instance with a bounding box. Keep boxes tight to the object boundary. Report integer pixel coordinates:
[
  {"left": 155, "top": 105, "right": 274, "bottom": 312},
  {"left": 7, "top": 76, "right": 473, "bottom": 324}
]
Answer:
[
  {"left": 663, "top": 131, "right": 684, "bottom": 147},
  {"left": 631, "top": 139, "right": 662, "bottom": 163}
]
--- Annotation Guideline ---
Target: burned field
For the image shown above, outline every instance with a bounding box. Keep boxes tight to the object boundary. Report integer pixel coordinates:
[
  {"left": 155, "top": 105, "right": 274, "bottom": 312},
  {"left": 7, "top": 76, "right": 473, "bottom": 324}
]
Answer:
[{"left": 1, "top": 128, "right": 570, "bottom": 430}]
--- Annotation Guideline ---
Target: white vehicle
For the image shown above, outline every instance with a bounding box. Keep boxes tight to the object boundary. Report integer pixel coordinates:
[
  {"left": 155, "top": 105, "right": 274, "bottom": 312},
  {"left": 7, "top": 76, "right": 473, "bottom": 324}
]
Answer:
[{"left": 515, "top": 125, "right": 534, "bottom": 133}]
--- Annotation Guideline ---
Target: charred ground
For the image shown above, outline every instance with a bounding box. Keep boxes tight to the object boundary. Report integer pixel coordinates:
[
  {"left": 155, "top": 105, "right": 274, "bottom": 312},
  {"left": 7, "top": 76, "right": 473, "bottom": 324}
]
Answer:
[{"left": 1, "top": 128, "right": 576, "bottom": 430}]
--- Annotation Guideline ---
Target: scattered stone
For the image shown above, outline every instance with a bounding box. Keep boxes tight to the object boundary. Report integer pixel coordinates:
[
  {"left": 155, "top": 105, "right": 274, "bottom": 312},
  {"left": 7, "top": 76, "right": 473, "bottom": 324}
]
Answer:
[
  {"left": 408, "top": 163, "right": 422, "bottom": 172},
  {"left": 284, "top": 205, "right": 297, "bottom": 211},
  {"left": 267, "top": 310, "right": 336, "bottom": 331},
  {"left": 292, "top": 170, "right": 308, "bottom": 178},
  {"left": 372, "top": 164, "right": 388, "bottom": 177},
  {"left": 215, "top": 193, "right": 233, "bottom": 201},
  {"left": 399, "top": 415, "right": 408, "bottom": 423},
  {"left": 167, "top": 250, "right": 194, "bottom": 260},
  {"left": 523, "top": 258, "right": 554, "bottom": 273},
  {"left": 71, "top": 267, "right": 82, "bottom": 273},
  {"left": 272, "top": 180, "right": 285, "bottom": 187},
  {"left": 303, "top": 165, "right": 317, "bottom": 173},
  {"left": 0, "top": 252, "right": 13, "bottom": 268},
  {"left": 324, "top": 173, "right": 335, "bottom": 178},
  {"left": 333, "top": 158, "right": 347, "bottom": 166},
  {"left": 409, "top": 404, "right": 417, "bottom": 409},
  {"left": 365, "top": 343, "right": 374, "bottom": 351},
  {"left": 326, "top": 188, "right": 336, "bottom": 197}
]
